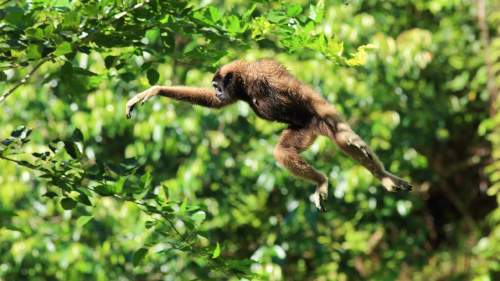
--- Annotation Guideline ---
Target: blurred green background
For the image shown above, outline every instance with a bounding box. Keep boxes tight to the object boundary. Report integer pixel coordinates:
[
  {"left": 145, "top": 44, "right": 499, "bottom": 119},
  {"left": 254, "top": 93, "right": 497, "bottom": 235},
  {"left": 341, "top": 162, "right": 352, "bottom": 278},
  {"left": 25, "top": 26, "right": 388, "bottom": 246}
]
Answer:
[{"left": 0, "top": 0, "right": 499, "bottom": 280}]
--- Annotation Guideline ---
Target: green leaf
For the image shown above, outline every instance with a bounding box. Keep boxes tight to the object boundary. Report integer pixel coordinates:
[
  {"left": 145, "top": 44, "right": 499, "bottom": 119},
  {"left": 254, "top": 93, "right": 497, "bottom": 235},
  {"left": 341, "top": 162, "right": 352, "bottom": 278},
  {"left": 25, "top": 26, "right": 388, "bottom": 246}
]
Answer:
[
  {"left": 121, "top": 72, "right": 135, "bottom": 82},
  {"left": 61, "top": 198, "right": 77, "bottom": 210},
  {"left": 64, "top": 141, "right": 80, "bottom": 159},
  {"left": 11, "top": 126, "right": 26, "bottom": 138},
  {"left": 4, "top": 7, "right": 25, "bottom": 27},
  {"left": 191, "top": 211, "right": 206, "bottom": 224},
  {"left": 71, "top": 128, "right": 84, "bottom": 142},
  {"left": 42, "top": 191, "right": 58, "bottom": 198},
  {"left": 132, "top": 248, "right": 148, "bottom": 266},
  {"left": 226, "top": 16, "right": 243, "bottom": 35},
  {"left": 212, "top": 242, "right": 221, "bottom": 259},
  {"left": 114, "top": 177, "right": 126, "bottom": 194},
  {"left": 287, "top": 4, "right": 303, "bottom": 17},
  {"left": 94, "top": 184, "right": 115, "bottom": 196},
  {"left": 18, "top": 160, "right": 35, "bottom": 168},
  {"left": 27, "top": 45, "right": 41, "bottom": 60},
  {"left": 76, "top": 216, "right": 93, "bottom": 227},
  {"left": 141, "top": 172, "right": 152, "bottom": 190},
  {"left": 146, "top": 68, "right": 159, "bottom": 85},
  {"left": 77, "top": 192, "right": 92, "bottom": 206},
  {"left": 309, "top": 0, "right": 325, "bottom": 23},
  {"left": 208, "top": 6, "right": 221, "bottom": 23},
  {"left": 145, "top": 220, "right": 157, "bottom": 229},
  {"left": 179, "top": 197, "right": 188, "bottom": 214},
  {"left": 104, "top": 56, "right": 117, "bottom": 69},
  {"left": 72, "top": 67, "right": 97, "bottom": 76},
  {"left": 54, "top": 42, "right": 73, "bottom": 56},
  {"left": 60, "top": 62, "right": 73, "bottom": 82},
  {"left": 0, "top": 71, "right": 6, "bottom": 81},
  {"left": 1, "top": 138, "right": 13, "bottom": 146}
]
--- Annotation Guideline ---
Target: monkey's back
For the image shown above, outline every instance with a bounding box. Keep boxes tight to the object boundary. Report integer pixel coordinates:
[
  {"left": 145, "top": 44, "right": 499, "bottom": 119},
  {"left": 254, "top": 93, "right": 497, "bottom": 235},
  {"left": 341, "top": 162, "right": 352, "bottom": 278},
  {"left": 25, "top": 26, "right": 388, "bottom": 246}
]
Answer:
[{"left": 243, "top": 60, "right": 316, "bottom": 127}]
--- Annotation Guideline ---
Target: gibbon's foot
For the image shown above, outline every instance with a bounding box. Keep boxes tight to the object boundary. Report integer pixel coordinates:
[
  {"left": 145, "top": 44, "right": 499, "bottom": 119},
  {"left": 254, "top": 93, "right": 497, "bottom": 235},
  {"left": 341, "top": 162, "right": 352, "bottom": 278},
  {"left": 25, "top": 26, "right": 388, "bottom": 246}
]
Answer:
[
  {"left": 310, "top": 180, "right": 328, "bottom": 212},
  {"left": 381, "top": 173, "right": 412, "bottom": 192},
  {"left": 126, "top": 86, "right": 159, "bottom": 119}
]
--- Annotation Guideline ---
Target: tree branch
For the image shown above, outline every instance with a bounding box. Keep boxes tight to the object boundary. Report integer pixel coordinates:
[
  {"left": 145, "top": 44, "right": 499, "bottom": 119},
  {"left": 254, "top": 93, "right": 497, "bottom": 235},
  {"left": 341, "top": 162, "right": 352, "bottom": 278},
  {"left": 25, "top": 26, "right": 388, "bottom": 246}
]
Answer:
[
  {"left": 0, "top": 58, "right": 50, "bottom": 104},
  {"left": 476, "top": 0, "right": 499, "bottom": 116}
]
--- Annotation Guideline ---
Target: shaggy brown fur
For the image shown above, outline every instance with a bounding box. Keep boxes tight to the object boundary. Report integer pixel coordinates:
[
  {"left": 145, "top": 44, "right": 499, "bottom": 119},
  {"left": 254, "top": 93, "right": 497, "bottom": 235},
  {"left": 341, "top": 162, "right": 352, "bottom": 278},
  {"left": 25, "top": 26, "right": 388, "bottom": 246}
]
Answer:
[{"left": 126, "top": 59, "right": 412, "bottom": 211}]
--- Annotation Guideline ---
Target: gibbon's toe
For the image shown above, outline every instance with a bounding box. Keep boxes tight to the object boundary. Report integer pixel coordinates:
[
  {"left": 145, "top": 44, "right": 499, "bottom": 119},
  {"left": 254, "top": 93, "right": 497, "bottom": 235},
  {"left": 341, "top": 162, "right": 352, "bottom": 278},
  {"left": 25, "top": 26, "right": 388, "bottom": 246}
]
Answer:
[
  {"left": 396, "top": 180, "right": 413, "bottom": 192},
  {"left": 125, "top": 101, "right": 136, "bottom": 119},
  {"left": 381, "top": 175, "right": 412, "bottom": 192},
  {"left": 310, "top": 192, "right": 326, "bottom": 212},
  {"left": 311, "top": 181, "right": 328, "bottom": 212}
]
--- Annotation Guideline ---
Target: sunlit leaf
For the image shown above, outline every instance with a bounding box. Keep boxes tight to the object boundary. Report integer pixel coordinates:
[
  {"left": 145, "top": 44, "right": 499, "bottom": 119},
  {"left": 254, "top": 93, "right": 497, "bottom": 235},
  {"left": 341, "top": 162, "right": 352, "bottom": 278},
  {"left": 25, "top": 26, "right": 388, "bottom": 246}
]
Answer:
[
  {"left": 54, "top": 42, "right": 73, "bottom": 56},
  {"left": 212, "top": 242, "right": 221, "bottom": 259},
  {"left": 26, "top": 45, "right": 41, "bottom": 60},
  {"left": 76, "top": 216, "right": 93, "bottom": 227}
]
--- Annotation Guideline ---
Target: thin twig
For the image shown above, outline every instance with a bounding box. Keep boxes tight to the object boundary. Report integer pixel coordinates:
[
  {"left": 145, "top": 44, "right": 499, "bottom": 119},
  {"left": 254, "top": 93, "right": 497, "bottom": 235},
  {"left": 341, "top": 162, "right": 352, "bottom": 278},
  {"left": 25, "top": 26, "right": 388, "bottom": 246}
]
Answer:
[
  {"left": 0, "top": 58, "right": 50, "bottom": 104},
  {"left": 87, "top": 184, "right": 185, "bottom": 239},
  {"left": 119, "top": 195, "right": 184, "bottom": 238},
  {"left": 0, "top": 153, "right": 185, "bottom": 240},
  {"left": 0, "top": 154, "right": 22, "bottom": 165}
]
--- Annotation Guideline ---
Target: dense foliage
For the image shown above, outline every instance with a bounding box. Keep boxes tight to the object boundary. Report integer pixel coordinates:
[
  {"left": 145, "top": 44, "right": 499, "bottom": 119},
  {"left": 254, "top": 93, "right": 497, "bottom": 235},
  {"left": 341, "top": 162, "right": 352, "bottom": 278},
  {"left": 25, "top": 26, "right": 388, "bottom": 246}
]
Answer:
[{"left": 0, "top": 0, "right": 498, "bottom": 280}]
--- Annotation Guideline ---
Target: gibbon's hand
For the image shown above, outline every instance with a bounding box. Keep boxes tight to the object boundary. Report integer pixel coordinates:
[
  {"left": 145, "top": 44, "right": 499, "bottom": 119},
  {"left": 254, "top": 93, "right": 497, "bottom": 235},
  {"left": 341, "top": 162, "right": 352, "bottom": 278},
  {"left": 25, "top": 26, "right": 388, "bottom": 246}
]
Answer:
[{"left": 126, "top": 86, "right": 159, "bottom": 119}]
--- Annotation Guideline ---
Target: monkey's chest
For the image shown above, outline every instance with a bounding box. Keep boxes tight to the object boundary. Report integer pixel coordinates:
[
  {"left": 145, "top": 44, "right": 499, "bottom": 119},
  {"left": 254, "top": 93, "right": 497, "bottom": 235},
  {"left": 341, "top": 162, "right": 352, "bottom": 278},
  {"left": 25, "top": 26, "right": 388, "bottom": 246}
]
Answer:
[{"left": 249, "top": 97, "right": 314, "bottom": 127}]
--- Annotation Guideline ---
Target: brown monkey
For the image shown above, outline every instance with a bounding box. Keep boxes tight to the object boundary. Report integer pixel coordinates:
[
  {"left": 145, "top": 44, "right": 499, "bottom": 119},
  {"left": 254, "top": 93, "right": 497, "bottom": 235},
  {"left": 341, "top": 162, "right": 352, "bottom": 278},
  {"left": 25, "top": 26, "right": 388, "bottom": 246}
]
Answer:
[{"left": 126, "top": 59, "right": 412, "bottom": 211}]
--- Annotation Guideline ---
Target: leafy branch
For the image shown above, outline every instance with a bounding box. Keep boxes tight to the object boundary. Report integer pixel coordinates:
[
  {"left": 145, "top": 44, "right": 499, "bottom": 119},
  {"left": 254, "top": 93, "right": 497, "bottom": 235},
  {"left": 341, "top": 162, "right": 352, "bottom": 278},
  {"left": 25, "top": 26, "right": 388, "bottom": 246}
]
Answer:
[
  {"left": 0, "top": 126, "right": 258, "bottom": 278},
  {"left": 0, "top": 57, "right": 50, "bottom": 104}
]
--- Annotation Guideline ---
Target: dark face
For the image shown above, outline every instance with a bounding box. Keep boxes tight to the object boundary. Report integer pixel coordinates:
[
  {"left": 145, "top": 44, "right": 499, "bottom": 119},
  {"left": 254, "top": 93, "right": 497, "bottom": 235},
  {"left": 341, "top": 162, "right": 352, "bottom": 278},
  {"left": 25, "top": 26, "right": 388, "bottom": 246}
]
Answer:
[{"left": 212, "top": 70, "right": 239, "bottom": 102}]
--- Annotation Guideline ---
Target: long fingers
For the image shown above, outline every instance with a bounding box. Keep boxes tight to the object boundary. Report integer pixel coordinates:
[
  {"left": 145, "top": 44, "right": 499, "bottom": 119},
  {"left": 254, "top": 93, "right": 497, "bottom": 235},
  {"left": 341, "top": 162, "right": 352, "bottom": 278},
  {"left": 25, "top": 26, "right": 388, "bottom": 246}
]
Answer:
[
  {"left": 125, "top": 88, "right": 156, "bottom": 119},
  {"left": 126, "top": 95, "right": 141, "bottom": 119}
]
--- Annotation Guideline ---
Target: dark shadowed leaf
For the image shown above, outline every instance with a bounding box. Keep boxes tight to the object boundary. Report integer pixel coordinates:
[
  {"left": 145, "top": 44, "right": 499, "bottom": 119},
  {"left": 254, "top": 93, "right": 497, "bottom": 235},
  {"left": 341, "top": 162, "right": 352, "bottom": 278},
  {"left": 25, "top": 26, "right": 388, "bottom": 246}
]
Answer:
[
  {"left": 64, "top": 141, "right": 80, "bottom": 159},
  {"left": 71, "top": 129, "right": 84, "bottom": 142},
  {"left": 11, "top": 126, "right": 26, "bottom": 138},
  {"left": 147, "top": 68, "right": 160, "bottom": 85},
  {"left": 77, "top": 192, "right": 92, "bottom": 206},
  {"left": 104, "top": 56, "right": 117, "bottom": 68},
  {"left": 132, "top": 248, "right": 148, "bottom": 266},
  {"left": 94, "top": 184, "right": 115, "bottom": 196},
  {"left": 61, "top": 198, "right": 77, "bottom": 210},
  {"left": 42, "top": 191, "right": 58, "bottom": 198}
]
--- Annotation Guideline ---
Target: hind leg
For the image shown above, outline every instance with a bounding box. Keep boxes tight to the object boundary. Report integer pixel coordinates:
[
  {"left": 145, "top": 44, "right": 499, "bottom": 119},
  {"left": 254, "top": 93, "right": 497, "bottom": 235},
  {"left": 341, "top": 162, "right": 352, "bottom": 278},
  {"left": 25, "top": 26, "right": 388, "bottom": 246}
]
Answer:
[
  {"left": 274, "top": 126, "right": 329, "bottom": 211},
  {"left": 320, "top": 120, "right": 412, "bottom": 192}
]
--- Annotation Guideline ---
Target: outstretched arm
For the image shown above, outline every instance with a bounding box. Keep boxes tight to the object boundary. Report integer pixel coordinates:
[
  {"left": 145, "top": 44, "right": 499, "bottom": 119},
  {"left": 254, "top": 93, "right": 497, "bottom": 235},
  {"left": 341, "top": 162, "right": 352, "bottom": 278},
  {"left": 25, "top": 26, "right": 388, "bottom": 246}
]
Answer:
[{"left": 126, "top": 85, "right": 232, "bottom": 118}]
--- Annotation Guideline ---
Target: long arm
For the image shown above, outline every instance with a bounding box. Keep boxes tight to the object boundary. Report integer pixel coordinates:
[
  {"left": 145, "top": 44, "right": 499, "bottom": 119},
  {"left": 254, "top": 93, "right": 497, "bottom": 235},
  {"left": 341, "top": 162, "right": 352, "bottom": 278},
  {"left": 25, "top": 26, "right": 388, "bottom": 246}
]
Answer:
[{"left": 126, "top": 85, "right": 232, "bottom": 118}]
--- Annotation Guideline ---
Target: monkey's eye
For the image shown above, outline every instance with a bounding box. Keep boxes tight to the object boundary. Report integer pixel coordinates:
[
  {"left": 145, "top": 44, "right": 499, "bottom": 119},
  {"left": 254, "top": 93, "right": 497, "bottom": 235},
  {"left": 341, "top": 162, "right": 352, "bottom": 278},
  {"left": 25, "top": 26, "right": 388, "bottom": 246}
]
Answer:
[{"left": 223, "top": 73, "right": 233, "bottom": 87}]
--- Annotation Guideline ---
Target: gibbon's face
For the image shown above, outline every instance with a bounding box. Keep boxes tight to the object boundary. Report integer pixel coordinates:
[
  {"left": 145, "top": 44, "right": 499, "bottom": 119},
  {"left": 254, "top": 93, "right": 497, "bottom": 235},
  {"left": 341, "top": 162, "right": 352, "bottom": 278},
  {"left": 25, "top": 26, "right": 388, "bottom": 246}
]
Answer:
[{"left": 212, "top": 70, "right": 238, "bottom": 102}]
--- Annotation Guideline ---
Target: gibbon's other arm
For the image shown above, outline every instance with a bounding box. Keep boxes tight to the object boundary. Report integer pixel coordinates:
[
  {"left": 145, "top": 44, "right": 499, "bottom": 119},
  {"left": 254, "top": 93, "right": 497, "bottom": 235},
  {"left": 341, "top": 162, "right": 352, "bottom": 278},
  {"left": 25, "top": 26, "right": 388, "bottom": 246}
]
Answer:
[{"left": 126, "top": 85, "right": 231, "bottom": 118}]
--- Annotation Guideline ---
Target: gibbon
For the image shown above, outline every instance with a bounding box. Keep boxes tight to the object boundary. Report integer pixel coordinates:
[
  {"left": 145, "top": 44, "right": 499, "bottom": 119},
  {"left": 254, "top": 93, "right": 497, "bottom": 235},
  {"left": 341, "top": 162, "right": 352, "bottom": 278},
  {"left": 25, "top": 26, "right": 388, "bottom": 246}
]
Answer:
[{"left": 126, "top": 59, "right": 412, "bottom": 211}]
